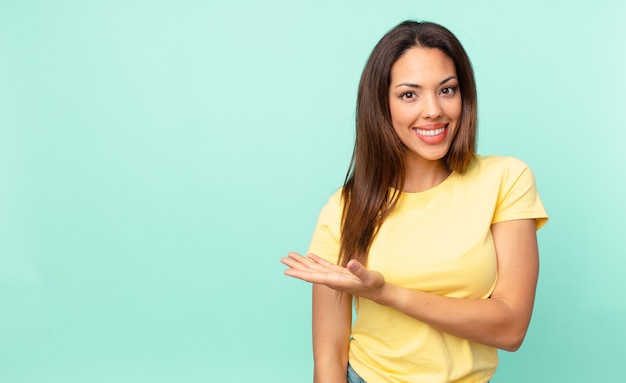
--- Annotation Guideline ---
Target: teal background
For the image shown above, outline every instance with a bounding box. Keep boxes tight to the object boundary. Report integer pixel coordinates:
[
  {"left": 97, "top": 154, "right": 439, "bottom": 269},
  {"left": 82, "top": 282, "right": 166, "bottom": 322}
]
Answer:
[{"left": 1, "top": 1, "right": 624, "bottom": 381}]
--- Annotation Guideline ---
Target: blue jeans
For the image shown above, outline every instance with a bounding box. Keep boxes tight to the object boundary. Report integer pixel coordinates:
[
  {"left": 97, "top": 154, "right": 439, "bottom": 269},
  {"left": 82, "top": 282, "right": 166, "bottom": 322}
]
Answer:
[
  {"left": 347, "top": 363, "right": 367, "bottom": 383},
  {"left": 347, "top": 364, "right": 490, "bottom": 383}
]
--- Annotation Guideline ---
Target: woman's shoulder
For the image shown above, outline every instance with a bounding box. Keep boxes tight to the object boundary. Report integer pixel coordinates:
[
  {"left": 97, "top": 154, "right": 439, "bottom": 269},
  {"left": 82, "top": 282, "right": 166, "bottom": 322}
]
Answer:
[
  {"left": 323, "top": 187, "right": 344, "bottom": 208},
  {"left": 466, "top": 154, "right": 533, "bottom": 177},
  {"left": 316, "top": 187, "right": 344, "bottom": 218}
]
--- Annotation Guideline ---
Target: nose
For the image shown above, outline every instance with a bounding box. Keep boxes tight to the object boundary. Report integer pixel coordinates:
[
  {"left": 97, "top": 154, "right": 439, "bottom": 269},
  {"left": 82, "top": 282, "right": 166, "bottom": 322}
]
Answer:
[{"left": 423, "top": 94, "right": 443, "bottom": 119}]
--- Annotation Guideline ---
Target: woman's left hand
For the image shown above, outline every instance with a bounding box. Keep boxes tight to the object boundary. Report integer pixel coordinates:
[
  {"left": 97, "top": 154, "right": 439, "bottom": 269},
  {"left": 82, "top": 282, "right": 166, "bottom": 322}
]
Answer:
[{"left": 281, "top": 252, "right": 386, "bottom": 301}]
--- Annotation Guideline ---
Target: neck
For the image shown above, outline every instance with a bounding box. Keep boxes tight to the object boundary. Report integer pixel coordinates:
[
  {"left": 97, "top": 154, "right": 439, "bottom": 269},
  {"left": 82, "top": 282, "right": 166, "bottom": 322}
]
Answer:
[{"left": 402, "top": 158, "right": 450, "bottom": 193}]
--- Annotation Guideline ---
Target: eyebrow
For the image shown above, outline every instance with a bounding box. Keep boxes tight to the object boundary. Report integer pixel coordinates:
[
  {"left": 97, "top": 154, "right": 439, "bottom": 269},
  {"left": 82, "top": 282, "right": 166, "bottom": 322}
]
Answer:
[{"left": 394, "top": 75, "right": 458, "bottom": 88}]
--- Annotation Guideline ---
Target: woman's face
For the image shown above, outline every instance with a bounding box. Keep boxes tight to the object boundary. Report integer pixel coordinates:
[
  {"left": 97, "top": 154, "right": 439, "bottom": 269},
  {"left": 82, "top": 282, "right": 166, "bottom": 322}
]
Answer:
[{"left": 388, "top": 47, "right": 462, "bottom": 168}]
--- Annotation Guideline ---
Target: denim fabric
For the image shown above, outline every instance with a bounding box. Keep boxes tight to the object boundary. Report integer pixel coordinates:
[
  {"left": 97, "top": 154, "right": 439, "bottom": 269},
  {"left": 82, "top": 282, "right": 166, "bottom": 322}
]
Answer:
[
  {"left": 347, "top": 363, "right": 367, "bottom": 383},
  {"left": 347, "top": 364, "right": 490, "bottom": 383}
]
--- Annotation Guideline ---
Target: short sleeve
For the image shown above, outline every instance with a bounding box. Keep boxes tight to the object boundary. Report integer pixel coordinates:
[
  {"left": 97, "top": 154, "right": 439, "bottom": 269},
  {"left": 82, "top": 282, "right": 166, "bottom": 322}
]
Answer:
[
  {"left": 306, "top": 189, "right": 343, "bottom": 265},
  {"left": 492, "top": 157, "right": 548, "bottom": 230}
]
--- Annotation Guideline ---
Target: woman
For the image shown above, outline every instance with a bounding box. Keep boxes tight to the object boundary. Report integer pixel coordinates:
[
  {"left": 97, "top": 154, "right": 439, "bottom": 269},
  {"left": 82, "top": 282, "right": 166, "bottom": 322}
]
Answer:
[{"left": 281, "top": 20, "right": 547, "bottom": 383}]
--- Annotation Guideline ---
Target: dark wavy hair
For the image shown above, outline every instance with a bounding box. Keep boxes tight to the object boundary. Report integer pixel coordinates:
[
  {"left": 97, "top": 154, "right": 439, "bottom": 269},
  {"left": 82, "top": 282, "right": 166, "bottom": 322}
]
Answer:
[{"left": 339, "top": 20, "right": 478, "bottom": 267}]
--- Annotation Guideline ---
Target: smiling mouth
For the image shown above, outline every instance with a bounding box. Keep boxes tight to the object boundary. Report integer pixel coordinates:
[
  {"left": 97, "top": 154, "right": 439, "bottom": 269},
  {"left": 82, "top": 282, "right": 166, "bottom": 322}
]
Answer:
[{"left": 413, "top": 125, "right": 446, "bottom": 136}]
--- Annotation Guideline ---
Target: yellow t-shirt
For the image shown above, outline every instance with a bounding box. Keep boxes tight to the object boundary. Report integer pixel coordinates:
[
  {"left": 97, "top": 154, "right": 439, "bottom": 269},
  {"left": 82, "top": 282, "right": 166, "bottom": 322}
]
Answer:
[{"left": 307, "top": 155, "right": 548, "bottom": 383}]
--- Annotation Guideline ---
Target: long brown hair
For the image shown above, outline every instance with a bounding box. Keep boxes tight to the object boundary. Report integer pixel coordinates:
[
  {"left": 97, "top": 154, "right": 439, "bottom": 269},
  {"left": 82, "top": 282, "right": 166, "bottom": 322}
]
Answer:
[{"left": 339, "top": 21, "right": 478, "bottom": 267}]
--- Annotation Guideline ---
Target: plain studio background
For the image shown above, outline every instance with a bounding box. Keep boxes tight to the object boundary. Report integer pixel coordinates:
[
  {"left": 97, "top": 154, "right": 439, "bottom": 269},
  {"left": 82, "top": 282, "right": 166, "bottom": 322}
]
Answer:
[{"left": 1, "top": 1, "right": 624, "bottom": 382}]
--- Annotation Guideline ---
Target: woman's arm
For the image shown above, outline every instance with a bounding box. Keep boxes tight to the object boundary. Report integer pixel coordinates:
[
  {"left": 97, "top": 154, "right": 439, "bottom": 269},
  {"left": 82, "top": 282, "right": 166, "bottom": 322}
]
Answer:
[
  {"left": 379, "top": 219, "right": 538, "bottom": 350},
  {"left": 282, "top": 218, "right": 539, "bottom": 351},
  {"left": 312, "top": 284, "right": 352, "bottom": 383}
]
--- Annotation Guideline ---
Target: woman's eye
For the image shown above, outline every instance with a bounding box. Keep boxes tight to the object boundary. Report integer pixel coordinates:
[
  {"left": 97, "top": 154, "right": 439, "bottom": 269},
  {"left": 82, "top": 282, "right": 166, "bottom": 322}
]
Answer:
[
  {"left": 401, "top": 91, "right": 416, "bottom": 100},
  {"left": 441, "top": 86, "right": 458, "bottom": 95}
]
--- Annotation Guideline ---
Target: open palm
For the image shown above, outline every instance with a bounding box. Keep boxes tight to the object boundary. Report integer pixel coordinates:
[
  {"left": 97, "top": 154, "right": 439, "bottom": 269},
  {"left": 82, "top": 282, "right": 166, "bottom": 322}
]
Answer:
[{"left": 281, "top": 252, "right": 386, "bottom": 300}]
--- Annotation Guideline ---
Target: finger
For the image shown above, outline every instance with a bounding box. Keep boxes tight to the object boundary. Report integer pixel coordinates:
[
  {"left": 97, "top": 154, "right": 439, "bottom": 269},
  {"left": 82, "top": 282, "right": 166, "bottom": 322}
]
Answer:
[
  {"left": 281, "top": 256, "right": 314, "bottom": 272},
  {"left": 284, "top": 258, "right": 359, "bottom": 284},
  {"left": 289, "top": 253, "right": 337, "bottom": 273},
  {"left": 305, "top": 254, "right": 349, "bottom": 275},
  {"left": 282, "top": 254, "right": 334, "bottom": 277},
  {"left": 284, "top": 252, "right": 316, "bottom": 267},
  {"left": 346, "top": 260, "right": 370, "bottom": 283},
  {"left": 306, "top": 253, "right": 334, "bottom": 267},
  {"left": 287, "top": 252, "right": 310, "bottom": 262}
]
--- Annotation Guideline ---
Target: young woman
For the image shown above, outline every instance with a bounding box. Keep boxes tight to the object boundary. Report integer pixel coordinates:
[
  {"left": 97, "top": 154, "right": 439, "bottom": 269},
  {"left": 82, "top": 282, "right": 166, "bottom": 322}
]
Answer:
[{"left": 281, "top": 20, "right": 548, "bottom": 383}]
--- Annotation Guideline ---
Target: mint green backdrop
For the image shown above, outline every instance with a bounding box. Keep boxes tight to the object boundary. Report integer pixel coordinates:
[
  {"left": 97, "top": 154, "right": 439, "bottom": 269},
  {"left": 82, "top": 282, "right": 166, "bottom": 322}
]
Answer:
[{"left": 1, "top": 1, "right": 624, "bottom": 382}]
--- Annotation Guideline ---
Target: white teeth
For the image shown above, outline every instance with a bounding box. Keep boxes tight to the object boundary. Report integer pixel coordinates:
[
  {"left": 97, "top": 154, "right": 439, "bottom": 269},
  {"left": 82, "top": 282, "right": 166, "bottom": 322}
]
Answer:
[{"left": 414, "top": 127, "right": 445, "bottom": 136}]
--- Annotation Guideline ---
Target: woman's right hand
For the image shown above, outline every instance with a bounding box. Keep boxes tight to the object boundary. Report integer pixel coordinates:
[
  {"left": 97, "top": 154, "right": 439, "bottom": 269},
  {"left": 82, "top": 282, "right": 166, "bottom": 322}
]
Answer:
[{"left": 281, "top": 252, "right": 386, "bottom": 302}]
